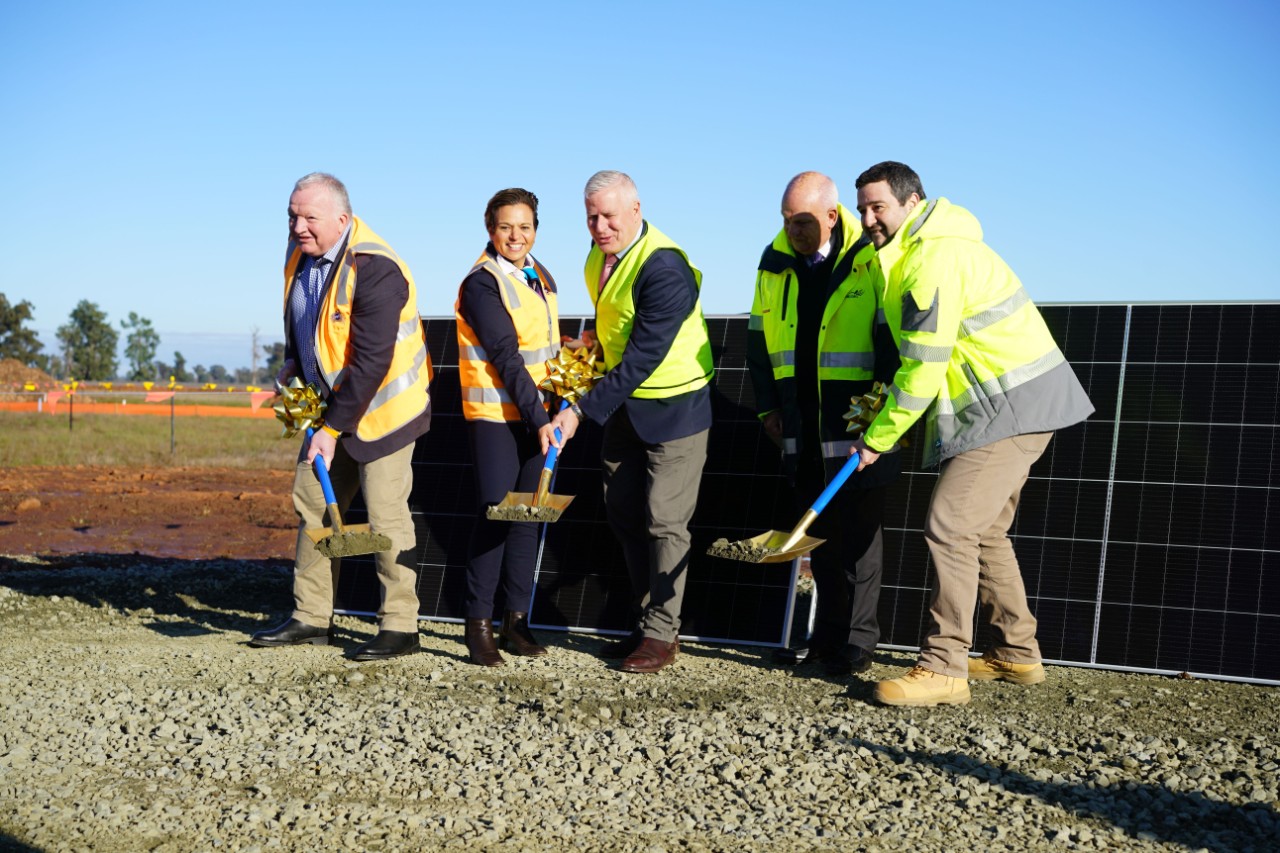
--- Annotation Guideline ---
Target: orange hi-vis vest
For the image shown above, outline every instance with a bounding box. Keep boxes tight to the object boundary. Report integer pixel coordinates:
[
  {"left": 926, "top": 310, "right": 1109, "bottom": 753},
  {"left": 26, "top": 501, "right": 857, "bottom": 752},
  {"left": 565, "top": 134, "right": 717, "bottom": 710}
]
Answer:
[
  {"left": 282, "top": 216, "right": 433, "bottom": 442},
  {"left": 455, "top": 250, "right": 559, "bottom": 423}
]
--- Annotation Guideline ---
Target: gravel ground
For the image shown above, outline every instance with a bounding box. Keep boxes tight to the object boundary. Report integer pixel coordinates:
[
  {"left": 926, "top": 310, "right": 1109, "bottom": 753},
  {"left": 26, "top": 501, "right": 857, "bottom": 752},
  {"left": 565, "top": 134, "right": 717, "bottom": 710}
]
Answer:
[{"left": 0, "top": 555, "right": 1277, "bottom": 852}]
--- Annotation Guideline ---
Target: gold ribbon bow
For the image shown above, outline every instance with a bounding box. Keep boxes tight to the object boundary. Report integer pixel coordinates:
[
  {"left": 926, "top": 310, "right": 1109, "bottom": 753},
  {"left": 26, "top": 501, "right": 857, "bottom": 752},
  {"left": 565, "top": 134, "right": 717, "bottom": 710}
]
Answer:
[
  {"left": 273, "top": 378, "right": 327, "bottom": 439},
  {"left": 540, "top": 343, "right": 606, "bottom": 404}
]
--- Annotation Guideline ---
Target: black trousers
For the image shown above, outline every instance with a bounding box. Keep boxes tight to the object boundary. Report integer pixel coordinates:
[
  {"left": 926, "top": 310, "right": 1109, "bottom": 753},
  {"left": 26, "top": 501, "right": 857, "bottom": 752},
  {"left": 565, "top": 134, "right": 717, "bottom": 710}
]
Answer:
[
  {"left": 465, "top": 420, "right": 545, "bottom": 619},
  {"left": 795, "top": 458, "right": 886, "bottom": 654}
]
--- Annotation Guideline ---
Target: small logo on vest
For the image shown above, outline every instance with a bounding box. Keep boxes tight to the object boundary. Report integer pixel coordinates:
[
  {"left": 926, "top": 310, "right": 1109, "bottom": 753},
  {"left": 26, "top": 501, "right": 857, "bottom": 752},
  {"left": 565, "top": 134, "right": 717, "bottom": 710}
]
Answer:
[{"left": 846, "top": 289, "right": 864, "bottom": 299}]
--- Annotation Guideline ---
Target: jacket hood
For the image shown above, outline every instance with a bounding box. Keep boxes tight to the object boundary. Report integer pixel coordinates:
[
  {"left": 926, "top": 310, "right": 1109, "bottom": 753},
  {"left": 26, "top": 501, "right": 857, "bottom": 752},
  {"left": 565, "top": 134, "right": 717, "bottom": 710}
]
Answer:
[{"left": 900, "top": 197, "right": 984, "bottom": 244}]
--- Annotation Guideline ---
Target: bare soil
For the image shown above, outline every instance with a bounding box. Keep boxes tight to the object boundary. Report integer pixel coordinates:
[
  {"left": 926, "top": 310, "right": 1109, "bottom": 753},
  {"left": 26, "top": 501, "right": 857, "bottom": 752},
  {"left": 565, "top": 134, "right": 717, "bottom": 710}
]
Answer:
[{"left": 0, "top": 466, "right": 295, "bottom": 561}]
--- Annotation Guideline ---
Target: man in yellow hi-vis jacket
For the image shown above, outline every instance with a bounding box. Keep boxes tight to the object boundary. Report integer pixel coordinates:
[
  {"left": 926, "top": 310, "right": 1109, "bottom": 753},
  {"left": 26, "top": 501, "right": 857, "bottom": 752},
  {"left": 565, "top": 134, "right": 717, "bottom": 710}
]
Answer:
[{"left": 851, "top": 161, "right": 1094, "bottom": 707}]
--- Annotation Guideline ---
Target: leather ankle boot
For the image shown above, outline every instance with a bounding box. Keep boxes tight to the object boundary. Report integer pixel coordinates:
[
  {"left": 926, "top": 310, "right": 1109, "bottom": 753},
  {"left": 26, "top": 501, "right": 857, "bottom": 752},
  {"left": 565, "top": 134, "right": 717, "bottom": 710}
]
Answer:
[
  {"left": 465, "top": 618, "right": 505, "bottom": 667},
  {"left": 500, "top": 611, "right": 548, "bottom": 657}
]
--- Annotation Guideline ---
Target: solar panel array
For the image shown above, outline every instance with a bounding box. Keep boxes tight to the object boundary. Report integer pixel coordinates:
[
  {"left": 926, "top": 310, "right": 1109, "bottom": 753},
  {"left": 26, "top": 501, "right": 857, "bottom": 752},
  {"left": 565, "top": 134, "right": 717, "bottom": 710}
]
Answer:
[{"left": 335, "top": 304, "right": 1280, "bottom": 684}]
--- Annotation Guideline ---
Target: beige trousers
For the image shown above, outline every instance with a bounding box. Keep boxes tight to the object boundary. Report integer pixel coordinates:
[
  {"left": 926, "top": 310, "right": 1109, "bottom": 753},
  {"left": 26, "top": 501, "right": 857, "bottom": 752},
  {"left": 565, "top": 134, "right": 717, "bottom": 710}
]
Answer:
[
  {"left": 290, "top": 440, "right": 420, "bottom": 633},
  {"left": 918, "top": 432, "right": 1052, "bottom": 678}
]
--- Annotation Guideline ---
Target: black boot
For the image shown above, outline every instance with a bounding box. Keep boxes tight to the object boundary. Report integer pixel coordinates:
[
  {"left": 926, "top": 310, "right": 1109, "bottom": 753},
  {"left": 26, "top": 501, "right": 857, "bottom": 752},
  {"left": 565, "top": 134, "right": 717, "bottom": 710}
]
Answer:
[
  {"left": 465, "top": 618, "right": 505, "bottom": 667},
  {"left": 499, "top": 611, "right": 548, "bottom": 656}
]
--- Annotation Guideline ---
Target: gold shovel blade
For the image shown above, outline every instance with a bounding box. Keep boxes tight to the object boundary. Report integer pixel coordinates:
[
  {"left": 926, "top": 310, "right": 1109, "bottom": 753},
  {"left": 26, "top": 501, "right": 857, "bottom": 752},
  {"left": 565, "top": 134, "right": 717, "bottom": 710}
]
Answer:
[
  {"left": 706, "top": 530, "right": 827, "bottom": 564},
  {"left": 484, "top": 491, "right": 575, "bottom": 523}
]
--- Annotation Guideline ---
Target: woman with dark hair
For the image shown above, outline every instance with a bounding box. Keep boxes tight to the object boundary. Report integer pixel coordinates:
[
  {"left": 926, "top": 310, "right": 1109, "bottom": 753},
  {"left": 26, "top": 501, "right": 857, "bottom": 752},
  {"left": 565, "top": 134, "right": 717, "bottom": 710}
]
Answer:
[{"left": 453, "top": 188, "right": 560, "bottom": 666}]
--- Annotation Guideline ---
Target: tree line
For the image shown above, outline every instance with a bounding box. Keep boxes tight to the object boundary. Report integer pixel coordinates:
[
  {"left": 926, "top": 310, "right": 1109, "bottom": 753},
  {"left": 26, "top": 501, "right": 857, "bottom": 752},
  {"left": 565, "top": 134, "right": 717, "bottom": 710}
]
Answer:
[{"left": 0, "top": 293, "right": 284, "bottom": 384}]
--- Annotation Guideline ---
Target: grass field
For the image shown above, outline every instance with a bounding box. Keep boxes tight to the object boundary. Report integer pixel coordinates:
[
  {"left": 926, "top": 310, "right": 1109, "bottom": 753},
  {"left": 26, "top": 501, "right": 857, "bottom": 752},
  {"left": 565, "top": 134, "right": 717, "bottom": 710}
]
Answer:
[{"left": 0, "top": 411, "right": 299, "bottom": 468}]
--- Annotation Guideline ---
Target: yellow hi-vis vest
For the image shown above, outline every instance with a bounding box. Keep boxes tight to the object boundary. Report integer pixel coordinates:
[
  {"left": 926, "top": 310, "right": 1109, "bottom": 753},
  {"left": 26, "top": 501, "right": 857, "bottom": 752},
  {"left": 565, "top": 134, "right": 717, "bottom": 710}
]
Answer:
[
  {"left": 282, "top": 216, "right": 433, "bottom": 443},
  {"left": 749, "top": 204, "right": 880, "bottom": 467},
  {"left": 454, "top": 251, "right": 559, "bottom": 423},
  {"left": 864, "top": 198, "right": 1093, "bottom": 466},
  {"left": 584, "top": 223, "right": 714, "bottom": 399}
]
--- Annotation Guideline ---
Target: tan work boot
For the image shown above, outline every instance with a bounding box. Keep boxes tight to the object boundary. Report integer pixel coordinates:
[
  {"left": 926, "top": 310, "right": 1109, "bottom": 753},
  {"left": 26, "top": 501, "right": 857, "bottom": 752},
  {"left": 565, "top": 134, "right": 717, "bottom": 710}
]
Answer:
[
  {"left": 968, "top": 652, "right": 1045, "bottom": 685},
  {"left": 874, "top": 665, "right": 971, "bottom": 706}
]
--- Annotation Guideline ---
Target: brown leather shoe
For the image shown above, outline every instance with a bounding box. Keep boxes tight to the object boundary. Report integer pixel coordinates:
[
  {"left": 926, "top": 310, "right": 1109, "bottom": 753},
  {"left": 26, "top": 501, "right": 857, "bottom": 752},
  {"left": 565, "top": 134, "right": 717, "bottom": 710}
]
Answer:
[
  {"left": 499, "top": 611, "right": 547, "bottom": 657},
  {"left": 620, "top": 637, "right": 679, "bottom": 673},
  {"left": 465, "top": 618, "right": 505, "bottom": 667}
]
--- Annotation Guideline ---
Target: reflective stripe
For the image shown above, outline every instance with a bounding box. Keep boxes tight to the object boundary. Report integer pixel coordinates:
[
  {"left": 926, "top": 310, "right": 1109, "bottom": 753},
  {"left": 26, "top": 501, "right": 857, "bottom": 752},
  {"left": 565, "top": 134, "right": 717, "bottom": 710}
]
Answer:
[
  {"left": 770, "top": 350, "right": 795, "bottom": 368},
  {"left": 462, "top": 386, "right": 513, "bottom": 405},
  {"left": 748, "top": 313, "right": 764, "bottom": 330},
  {"left": 888, "top": 382, "right": 932, "bottom": 411},
  {"left": 350, "top": 242, "right": 403, "bottom": 266},
  {"left": 960, "top": 286, "right": 1031, "bottom": 338},
  {"left": 396, "top": 316, "right": 419, "bottom": 342},
  {"left": 875, "top": 308, "right": 886, "bottom": 324},
  {"left": 935, "top": 347, "right": 1066, "bottom": 417},
  {"left": 496, "top": 274, "right": 523, "bottom": 308},
  {"left": 365, "top": 345, "right": 429, "bottom": 416},
  {"left": 461, "top": 343, "right": 553, "bottom": 367},
  {"left": 323, "top": 365, "right": 346, "bottom": 390},
  {"left": 782, "top": 438, "right": 798, "bottom": 454},
  {"left": 899, "top": 339, "right": 953, "bottom": 363},
  {"left": 818, "top": 351, "right": 874, "bottom": 369},
  {"left": 906, "top": 199, "right": 938, "bottom": 238},
  {"left": 821, "top": 439, "right": 855, "bottom": 459}
]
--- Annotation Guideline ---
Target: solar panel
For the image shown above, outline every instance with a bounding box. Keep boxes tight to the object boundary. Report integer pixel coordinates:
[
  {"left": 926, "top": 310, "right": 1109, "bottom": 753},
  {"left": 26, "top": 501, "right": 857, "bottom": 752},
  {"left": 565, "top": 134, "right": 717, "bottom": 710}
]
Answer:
[{"left": 334, "top": 305, "right": 1280, "bottom": 684}]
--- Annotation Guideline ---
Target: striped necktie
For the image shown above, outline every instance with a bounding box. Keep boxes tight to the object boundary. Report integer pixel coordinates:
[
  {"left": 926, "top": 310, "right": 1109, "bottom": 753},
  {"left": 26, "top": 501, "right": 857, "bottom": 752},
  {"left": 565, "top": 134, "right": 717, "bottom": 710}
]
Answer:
[{"left": 291, "top": 257, "right": 326, "bottom": 385}]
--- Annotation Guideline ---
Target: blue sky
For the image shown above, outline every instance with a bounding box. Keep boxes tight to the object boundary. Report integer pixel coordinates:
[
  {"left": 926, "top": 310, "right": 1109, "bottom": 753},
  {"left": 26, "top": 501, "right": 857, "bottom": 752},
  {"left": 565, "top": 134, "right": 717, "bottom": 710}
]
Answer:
[{"left": 2, "top": 1, "right": 1277, "bottom": 370}]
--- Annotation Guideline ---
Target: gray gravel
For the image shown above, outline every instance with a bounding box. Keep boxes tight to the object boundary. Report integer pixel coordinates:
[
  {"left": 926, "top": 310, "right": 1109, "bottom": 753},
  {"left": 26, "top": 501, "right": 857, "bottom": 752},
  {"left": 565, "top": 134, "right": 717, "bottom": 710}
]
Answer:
[{"left": 0, "top": 555, "right": 1276, "bottom": 852}]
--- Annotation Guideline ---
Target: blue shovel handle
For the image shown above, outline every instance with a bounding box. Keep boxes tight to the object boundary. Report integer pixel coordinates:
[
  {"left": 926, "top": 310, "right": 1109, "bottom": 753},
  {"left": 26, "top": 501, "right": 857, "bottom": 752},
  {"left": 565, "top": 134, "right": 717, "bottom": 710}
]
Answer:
[
  {"left": 544, "top": 399, "right": 571, "bottom": 470},
  {"left": 305, "top": 427, "right": 339, "bottom": 507},
  {"left": 808, "top": 452, "right": 861, "bottom": 515}
]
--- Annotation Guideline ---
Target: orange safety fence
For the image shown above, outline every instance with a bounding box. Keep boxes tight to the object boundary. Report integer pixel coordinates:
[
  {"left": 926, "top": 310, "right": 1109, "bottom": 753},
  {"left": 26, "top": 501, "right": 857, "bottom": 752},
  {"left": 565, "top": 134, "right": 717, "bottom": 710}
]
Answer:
[{"left": 0, "top": 401, "right": 276, "bottom": 418}]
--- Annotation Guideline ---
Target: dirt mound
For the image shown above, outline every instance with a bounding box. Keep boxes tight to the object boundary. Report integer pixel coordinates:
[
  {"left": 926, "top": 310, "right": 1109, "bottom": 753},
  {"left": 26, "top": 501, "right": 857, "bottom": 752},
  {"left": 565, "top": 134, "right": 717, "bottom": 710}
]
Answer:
[{"left": 0, "top": 358, "right": 59, "bottom": 390}]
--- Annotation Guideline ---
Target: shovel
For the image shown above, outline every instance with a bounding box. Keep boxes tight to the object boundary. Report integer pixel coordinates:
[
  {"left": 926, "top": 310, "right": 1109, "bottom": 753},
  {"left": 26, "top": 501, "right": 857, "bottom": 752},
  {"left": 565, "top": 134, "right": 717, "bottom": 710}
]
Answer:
[
  {"left": 485, "top": 404, "right": 574, "bottom": 523},
  {"left": 707, "top": 452, "right": 861, "bottom": 564},
  {"left": 303, "top": 428, "right": 394, "bottom": 558}
]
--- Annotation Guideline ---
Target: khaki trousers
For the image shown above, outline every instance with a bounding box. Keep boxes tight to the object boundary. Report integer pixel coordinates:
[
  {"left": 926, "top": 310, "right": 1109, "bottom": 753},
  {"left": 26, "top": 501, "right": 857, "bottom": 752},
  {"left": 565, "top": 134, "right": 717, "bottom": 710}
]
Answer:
[
  {"left": 290, "top": 440, "right": 420, "bottom": 633},
  {"left": 601, "top": 411, "right": 709, "bottom": 644},
  {"left": 918, "top": 432, "right": 1052, "bottom": 678}
]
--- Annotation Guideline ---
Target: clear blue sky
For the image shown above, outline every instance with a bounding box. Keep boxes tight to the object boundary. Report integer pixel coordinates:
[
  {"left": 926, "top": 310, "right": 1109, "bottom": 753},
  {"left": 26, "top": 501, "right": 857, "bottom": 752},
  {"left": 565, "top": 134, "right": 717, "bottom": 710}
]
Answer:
[{"left": 2, "top": 1, "right": 1277, "bottom": 371}]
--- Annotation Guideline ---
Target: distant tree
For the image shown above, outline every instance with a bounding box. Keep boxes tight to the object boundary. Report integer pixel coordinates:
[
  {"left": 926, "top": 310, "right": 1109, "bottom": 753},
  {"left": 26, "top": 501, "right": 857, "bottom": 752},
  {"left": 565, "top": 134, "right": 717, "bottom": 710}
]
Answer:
[
  {"left": 172, "top": 351, "right": 191, "bottom": 383},
  {"left": 193, "top": 364, "right": 210, "bottom": 383},
  {"left": 262, "top": 341, "right": 286, "bottom": 383},
  {"left": 233, "top": 367, "right": 254, "bottom": 384},
  {"left": 209, "top": 364, "right": 229, "bottom": 383},
  {"left": 0, "top": 292, "right": 46, "bottom": 367},
  {"left": 121, "top": 312, "right": 160, "bottom": 381},
  {"left": 56, "top": 300, "right": 118, "bottom": 380},
  {"left": 154, "top": 359, "right": 172, "bottom": 380}
]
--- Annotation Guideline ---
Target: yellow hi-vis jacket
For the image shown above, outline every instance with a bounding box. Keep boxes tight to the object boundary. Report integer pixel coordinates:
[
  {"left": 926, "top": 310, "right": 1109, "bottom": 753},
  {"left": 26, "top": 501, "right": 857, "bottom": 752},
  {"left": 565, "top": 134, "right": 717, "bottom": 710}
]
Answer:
[
  {"left": 282, "top": 216, "right": 433, "bottom": 443},
  {"left": 455, "top": 250, "right": 559, "bottom": 422},
  {"left": 585, "top": 223, "right": 714, "bottom": 399},
  {"left": 864, "top": 198, "right": 1093, "bottom": 466},
  {"left": 747, "top": 205, "right": 889, "bottom": 478}
]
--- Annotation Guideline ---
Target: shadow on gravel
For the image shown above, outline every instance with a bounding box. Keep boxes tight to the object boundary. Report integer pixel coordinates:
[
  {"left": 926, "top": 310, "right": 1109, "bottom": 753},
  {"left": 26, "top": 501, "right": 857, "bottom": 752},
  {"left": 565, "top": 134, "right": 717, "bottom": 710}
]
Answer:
[
  {"left": 0, "top": 553, "right": 297, "bottom": 639},
  {"left": 840, "top": 737, "right": 1275, "bottom": 852},
  {"left": 0, "top": 830, "right": 44, "bottom": 851}
]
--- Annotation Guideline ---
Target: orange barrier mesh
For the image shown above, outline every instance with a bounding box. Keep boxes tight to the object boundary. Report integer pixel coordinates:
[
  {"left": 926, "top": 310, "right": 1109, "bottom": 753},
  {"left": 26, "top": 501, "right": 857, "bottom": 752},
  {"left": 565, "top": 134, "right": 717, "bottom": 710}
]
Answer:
[{"left": 0, "top": 401, "right": 275, "bottom": 418}]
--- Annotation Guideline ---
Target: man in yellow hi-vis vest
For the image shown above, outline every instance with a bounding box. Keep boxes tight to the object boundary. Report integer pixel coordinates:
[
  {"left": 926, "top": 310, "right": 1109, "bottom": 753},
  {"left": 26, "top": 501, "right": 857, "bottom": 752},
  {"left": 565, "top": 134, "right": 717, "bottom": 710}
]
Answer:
[
  {"left": 547, "top": 170, "right": 715, "bottom": 675},
  {"left": 250, "top": 172, "right": 432, "bottom": 662},
  {"left": 851, "top": 162, "right": 1093, "bottom": 707}
]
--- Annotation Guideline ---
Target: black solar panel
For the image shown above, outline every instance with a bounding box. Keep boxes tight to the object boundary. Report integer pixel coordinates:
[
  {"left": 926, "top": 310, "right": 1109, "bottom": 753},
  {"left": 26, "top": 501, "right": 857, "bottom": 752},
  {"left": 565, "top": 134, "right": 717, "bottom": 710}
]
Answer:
[{"left": 335, "top": 305, "right": 1280, "bottom": 683}]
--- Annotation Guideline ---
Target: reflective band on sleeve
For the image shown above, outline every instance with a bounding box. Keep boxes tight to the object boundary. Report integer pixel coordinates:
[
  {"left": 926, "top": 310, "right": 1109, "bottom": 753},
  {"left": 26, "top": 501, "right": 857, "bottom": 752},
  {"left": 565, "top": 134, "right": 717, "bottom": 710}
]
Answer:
[
  {"left": 888, "top": 383, "right": 932, "bottom": 411},
  {"left": 898, "top": 339, "right": 953, "bottom": 363},
  {"left": 959, "top": 286, "right": 1030, "bottom": 338},
  {"left": 748, "top": 313, "right": 764, "bottom": 330},
  {"left": 783, "top": 438, "right": 798, "bottom": 454},
  {"left": 821, "top": 439, "right": 855, "bottom": 458},
  {"left": 936, "top": 347, "right": 1066, "bottom": 416},
  {"left": 770, "top": 350, "right": 795, "bottom": 368}
]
